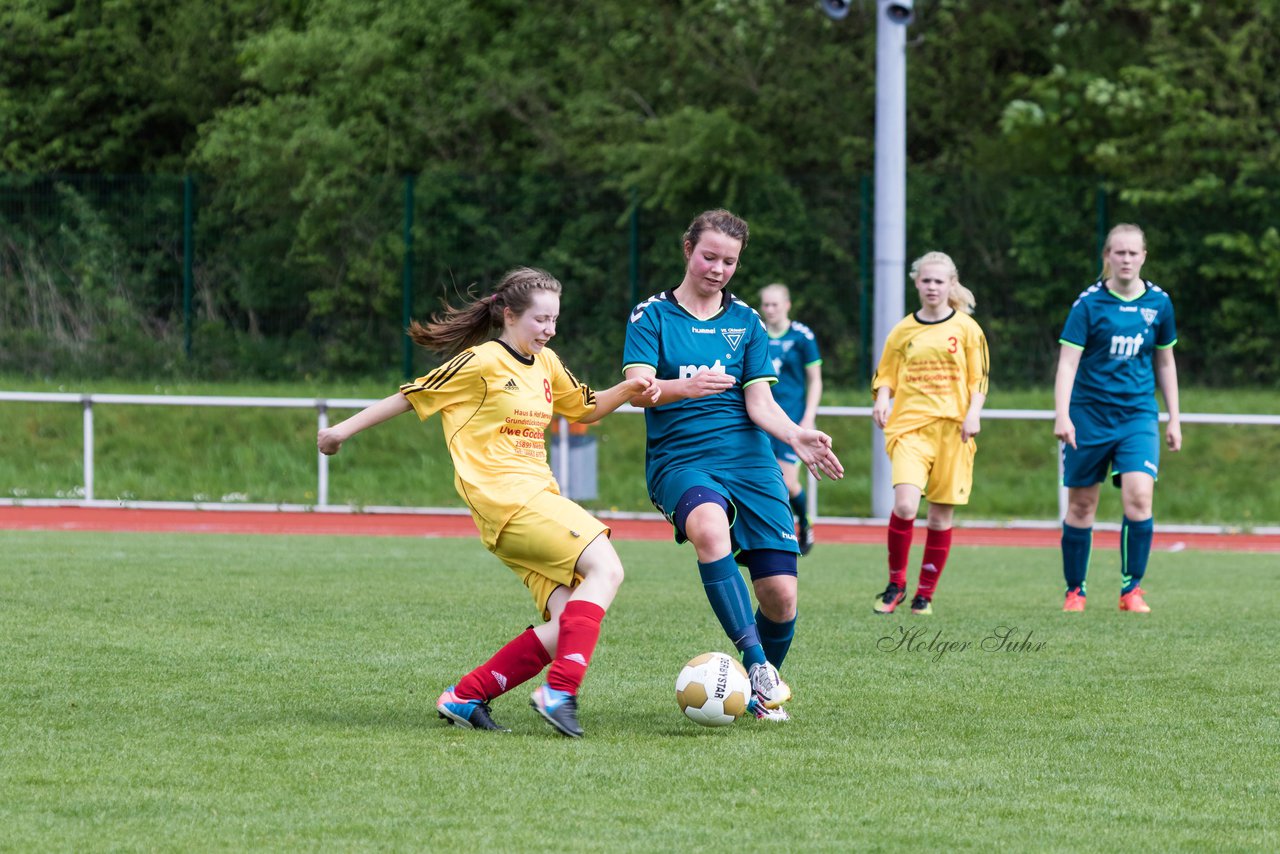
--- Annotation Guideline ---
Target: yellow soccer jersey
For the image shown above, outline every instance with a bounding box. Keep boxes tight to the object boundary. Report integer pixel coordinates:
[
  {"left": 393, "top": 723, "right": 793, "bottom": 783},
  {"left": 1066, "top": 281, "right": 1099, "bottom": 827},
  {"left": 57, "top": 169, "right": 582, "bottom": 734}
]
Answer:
[
  {"left": 399, "top": 340, "right": 597, "bottom": 548},
  {"left": 872, "top": 310, "right": 989, "bottom": 443}
]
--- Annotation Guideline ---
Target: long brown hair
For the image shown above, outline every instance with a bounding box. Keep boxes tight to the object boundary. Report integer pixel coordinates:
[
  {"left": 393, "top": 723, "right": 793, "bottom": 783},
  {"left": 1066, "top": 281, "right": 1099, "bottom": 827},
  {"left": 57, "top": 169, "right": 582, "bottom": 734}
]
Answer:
[{"left": 407, "top": 267, "right": 562, "bottom": 356}]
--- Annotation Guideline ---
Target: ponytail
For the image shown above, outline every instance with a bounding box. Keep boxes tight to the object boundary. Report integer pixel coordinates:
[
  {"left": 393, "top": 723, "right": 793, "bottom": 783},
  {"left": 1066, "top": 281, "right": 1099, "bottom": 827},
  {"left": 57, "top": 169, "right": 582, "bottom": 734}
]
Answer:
[{"left": 408, "top": 267, "right": 563, "bottom": 356}]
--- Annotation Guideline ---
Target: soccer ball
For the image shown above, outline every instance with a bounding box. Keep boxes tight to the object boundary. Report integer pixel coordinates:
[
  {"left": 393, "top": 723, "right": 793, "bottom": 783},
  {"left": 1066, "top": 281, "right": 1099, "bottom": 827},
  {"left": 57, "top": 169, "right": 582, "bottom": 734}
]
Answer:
[{"left": 674, "top": 652, "right": 751, "bottom": 727}]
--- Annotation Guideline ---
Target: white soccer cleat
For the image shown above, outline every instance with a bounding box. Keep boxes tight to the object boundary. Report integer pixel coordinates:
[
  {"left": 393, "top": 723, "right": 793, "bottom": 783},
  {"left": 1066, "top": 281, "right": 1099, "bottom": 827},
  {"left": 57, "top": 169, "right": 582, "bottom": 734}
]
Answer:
[
  {"left": 748, "top": 661, "right": 792, "bottom": 709},
  {"left": 749, "top": 697, "right": 791, "bottom": 722}
]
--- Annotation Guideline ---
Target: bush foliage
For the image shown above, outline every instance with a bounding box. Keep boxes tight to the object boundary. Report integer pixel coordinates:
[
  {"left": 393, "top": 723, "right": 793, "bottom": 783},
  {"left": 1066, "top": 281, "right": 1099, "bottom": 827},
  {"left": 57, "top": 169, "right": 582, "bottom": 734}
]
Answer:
[{"left": 2, "top": 0, "right": 1277, "bottom": 385}]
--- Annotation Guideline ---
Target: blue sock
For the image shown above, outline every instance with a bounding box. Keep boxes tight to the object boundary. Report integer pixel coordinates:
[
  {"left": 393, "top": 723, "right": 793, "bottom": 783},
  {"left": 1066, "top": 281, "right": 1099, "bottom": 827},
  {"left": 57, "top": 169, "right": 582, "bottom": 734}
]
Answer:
[
  {"left": 755, "top": 608, "right": 796, "bottom": 669},
  {"left": 790, "top": 491, "right": 808, "bottom": 526},
  {"left": 1121, "top": 516, "right": 1154, "bottom": 594},
  {"left": 1062, "top": 522, "right": 1092, "bottom": 596},
  {"left": 698, "top": 555, "right": 765, "bottom": 668}
]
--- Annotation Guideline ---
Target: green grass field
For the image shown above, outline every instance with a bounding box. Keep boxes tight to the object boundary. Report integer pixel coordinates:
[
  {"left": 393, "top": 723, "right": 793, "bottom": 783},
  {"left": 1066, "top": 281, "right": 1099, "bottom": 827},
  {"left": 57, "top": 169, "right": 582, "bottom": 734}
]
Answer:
[
  {"left": 2, "top": 378, "right": 1279, "bottom": 526},
  {"left": 2, "top": 531, "right": 1275, "bottom": 851}
]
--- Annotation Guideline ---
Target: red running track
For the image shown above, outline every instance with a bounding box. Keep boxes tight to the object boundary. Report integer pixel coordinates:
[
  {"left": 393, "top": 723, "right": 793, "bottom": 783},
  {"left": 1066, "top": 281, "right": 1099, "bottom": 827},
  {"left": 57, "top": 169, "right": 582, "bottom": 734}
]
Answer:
[{"left": 2, "top": 506, "right": 1278, "bottom": 552}]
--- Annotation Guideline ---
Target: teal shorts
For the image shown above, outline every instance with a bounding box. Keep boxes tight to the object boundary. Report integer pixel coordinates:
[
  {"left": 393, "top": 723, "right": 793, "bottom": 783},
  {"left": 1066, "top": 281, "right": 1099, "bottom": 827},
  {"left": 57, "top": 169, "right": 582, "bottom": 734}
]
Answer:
[
  {"left": 769, "top": 435, "right": 799, "bottom": 466},
  {"left": 1062, "top": 405, "right": 1160, "bottom": 488},
  {"left": 650, "top": 464, "right": 799, "bottom": 555}
]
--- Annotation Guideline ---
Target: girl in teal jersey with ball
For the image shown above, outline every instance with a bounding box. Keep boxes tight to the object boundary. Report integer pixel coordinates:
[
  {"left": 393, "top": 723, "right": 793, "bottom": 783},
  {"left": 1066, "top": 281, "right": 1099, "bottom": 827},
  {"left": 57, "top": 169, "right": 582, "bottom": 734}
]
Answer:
[{"left": 622, "top": 209, "right": 844, "bottom": 722}]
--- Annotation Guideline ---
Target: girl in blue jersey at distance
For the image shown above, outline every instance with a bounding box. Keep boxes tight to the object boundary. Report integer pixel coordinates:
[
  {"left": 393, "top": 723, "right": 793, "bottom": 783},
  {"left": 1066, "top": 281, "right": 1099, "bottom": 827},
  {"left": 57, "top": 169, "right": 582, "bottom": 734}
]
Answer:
[
  {"left": 622, "top": 209, "right": 844, "bottom": 722},
  {"left": 1054, "top": 223, "right": 1181, "bottom": 613},
  {"left": 758, "top": 283, "right": 824, "bottom": 556}
]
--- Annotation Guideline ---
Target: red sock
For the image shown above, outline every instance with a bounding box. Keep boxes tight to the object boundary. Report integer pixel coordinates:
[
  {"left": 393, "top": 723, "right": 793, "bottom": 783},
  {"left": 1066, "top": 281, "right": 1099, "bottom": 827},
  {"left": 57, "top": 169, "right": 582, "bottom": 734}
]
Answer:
[
  {"left": 454, "top": 627, "right": 552, "bottom": 702},
  {"left": 916, "top": 527, "right": 953, "bottom": 600},
  {"left": 546, "top": 600, "right": 606, "bottom": 695},
  {"left": 887, "top": 513, "right": 915, "bottom": 589}
]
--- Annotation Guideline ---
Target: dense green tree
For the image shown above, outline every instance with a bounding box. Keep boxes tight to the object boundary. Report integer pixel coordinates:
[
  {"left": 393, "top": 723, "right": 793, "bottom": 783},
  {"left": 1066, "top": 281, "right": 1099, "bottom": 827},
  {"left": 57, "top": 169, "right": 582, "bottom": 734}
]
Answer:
[
  {"left": 0, "top": 0, "right": 298, "bottom": 172},
  {"left": 998, "top": 0, "right": 1280, "bottom": 381},
  {"left": 2, "top": 0, "right": 1278, "bottom": 381}
]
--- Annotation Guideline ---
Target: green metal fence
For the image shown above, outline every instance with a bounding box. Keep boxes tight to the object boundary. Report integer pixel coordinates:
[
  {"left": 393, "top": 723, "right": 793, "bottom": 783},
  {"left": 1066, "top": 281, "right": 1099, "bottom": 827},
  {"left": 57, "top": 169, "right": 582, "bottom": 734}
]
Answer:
[{"left": 3, "top": 172, "right": 1277, "bottom": 386}]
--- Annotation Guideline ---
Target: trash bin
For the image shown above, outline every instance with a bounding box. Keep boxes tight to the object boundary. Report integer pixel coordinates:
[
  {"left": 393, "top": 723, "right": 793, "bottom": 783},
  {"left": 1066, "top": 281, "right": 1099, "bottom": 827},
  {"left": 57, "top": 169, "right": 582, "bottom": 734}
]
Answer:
[{"left": 551, "top": 418, "right": 598, "bottom": 500}]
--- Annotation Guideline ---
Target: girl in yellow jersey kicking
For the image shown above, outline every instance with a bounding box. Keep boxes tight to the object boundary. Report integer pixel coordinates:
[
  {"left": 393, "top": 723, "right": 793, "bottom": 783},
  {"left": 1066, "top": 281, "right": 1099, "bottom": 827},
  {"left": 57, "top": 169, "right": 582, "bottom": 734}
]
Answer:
[
  {"left": 317, "top": 267, "right": 656, "bottom": 737},
  {"left": 870, "top": 252, "right": 989, "bottom": 616}
]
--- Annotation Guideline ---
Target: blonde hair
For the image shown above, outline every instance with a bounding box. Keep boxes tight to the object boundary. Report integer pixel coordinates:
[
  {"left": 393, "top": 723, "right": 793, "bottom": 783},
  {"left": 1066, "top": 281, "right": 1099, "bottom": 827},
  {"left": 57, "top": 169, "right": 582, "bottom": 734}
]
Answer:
[
  {"left": 407, "top": 266, "right": 562, "bottom": 356},
  {"left": 909, "top": 251, "right": 975, "bottom": 315},
  {"left": 1100, "top": 223, "right": 1146, "bottom": 280},
  {"left": 760, "top": 283, "right": 791, "bottom": 301}
]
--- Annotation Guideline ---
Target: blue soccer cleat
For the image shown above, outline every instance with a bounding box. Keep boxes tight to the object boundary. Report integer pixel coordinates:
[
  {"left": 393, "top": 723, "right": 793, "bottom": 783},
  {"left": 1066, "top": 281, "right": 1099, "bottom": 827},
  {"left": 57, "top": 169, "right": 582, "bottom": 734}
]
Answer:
[
  {"left": 530, "top": 684, "right": 583, "bottom": 738},
  {"left": 436, "top": 685, "right": 510, "bottom": 732}
]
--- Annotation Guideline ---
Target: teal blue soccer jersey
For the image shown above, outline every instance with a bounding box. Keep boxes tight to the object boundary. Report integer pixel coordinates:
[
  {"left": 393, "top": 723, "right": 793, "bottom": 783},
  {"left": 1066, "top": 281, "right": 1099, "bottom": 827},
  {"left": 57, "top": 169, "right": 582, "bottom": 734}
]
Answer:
[
  {"left": 767, "top": 321, "right": 821, "bottom": 423},
  {"left": 1059, "top": 280, "right": 1177, "bottom": 414},
  {"left": 623, "top": 290, "right": 777, "bottom": 487}
]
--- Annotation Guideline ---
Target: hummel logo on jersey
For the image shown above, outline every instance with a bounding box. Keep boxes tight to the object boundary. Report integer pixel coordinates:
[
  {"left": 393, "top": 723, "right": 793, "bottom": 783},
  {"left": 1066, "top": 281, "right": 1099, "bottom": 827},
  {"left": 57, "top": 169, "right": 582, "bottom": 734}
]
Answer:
[
  {"left": 563, "top": 653, "right": 588, "bottom": 666},
  {"left": 502, "top": 378, "right": 520, "bottom": 392},
  {"left": 491, "top": 671, "right": 509, "bottom": 691}
]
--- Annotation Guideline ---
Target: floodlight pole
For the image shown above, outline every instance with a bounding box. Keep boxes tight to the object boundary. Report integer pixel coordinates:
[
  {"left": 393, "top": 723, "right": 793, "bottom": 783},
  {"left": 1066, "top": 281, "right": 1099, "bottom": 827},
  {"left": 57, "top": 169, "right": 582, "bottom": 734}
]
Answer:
[{"left": 869, "top": 0, "right": 911, "bottom": 518}]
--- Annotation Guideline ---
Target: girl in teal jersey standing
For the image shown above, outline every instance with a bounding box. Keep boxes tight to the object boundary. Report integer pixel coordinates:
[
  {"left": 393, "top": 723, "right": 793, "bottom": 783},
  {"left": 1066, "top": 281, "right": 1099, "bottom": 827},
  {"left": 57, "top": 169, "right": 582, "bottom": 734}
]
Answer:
[{"left": 1054, "top": 224, "right": 1181, "bottom": 613}]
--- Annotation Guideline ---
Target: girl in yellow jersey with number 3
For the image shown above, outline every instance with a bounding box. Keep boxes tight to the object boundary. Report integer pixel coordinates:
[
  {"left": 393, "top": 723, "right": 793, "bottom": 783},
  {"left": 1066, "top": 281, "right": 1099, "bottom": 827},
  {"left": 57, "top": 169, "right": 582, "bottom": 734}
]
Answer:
[{"left": 870, "top": 252, "right": 990, "bottom": 617}]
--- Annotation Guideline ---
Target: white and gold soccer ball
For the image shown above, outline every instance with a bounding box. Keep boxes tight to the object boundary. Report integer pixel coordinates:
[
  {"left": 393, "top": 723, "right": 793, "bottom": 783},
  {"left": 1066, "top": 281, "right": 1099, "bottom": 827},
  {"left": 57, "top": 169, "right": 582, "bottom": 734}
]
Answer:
[{"left": 674, "top": 652, "right": 751, "bottom": 727}]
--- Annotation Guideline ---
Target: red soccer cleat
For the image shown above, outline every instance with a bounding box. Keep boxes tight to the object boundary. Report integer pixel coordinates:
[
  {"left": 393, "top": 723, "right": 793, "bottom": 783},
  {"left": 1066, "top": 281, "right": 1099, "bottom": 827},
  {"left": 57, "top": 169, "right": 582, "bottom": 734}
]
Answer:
[{"left": 1119, "top": 587, "right": 1151, "bottom": 613}]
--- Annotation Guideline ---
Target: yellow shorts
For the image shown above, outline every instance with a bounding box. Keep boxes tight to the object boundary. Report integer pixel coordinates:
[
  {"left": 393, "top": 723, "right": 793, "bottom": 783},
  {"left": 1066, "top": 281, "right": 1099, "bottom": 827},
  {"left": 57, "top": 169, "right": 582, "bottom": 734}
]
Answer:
[
  {"left": 492, "top": 489, "right": 610, "bottom": 621},
  {"left": 886, "top": 420, "right": 976, "bottom": 506}
]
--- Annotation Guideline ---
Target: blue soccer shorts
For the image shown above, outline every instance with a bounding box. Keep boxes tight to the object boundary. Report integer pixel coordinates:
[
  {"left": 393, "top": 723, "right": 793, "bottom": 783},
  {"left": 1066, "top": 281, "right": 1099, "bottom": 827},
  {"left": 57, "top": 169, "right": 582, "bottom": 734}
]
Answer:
[
  {"left": 769, "top": 435, "right": 800, "bottom": 466},
  {"left": 1062, "top": 406, "right": 1161, "bottom": 488},
  {"left": 650, "top": 463, "right": 799, "bottom": 555}
]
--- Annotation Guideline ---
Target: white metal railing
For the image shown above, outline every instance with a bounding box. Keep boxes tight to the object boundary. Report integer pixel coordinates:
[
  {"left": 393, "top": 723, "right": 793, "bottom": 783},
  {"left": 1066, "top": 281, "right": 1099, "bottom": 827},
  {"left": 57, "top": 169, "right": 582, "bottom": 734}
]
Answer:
[{"left": 2, "top": 391, "right": 1279, "bottom": 528}]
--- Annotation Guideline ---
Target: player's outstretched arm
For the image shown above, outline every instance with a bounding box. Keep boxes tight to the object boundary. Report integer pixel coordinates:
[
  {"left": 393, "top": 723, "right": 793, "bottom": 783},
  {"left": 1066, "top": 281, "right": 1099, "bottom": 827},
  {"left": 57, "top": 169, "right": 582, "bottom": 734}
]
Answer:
[
  {"left": 623, "top": 366, "right": 735, "bottom": 407},
  {"left": 317, "top": 393, "right": 412, "bottom": 455},
  {"left": 801, "top": 363, "right": 823, "bottom": 430},
  {"left": 744, "top": 383, "right": 844, "bottom": 480},
  {"left": 579, "top": 376, "right": 658, "bottom": 424}
]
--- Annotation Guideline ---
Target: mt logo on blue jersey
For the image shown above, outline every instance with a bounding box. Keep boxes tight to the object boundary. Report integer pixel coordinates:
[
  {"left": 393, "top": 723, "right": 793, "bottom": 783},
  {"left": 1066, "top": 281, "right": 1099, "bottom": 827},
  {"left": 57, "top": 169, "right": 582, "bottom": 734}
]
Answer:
[{"left": 679, "top": 359, "right": 726, "bottom": 379}]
